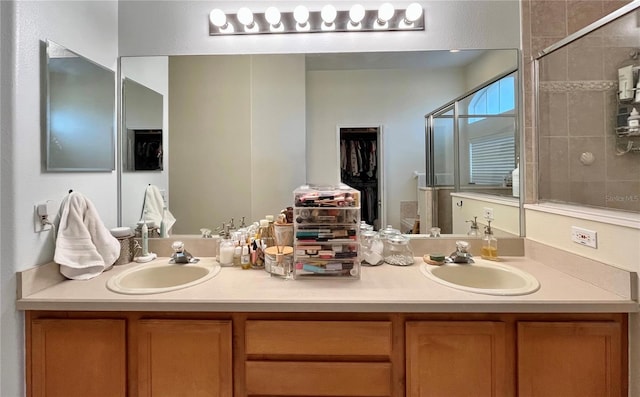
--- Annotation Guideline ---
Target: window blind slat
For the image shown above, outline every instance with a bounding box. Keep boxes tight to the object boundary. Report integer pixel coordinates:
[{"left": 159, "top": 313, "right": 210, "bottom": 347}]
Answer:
[{"left": 469, "top": 135, "right": 515, "bottom": 185}]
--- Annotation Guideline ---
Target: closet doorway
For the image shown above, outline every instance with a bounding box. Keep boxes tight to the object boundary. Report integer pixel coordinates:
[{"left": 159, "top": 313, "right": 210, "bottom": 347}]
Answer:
[{"left": 338, "top": 125, "right": 385, "bottom": 230}]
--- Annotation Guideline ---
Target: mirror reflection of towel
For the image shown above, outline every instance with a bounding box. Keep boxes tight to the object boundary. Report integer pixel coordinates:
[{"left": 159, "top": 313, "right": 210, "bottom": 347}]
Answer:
[
  {"left": 142, "top": 185, "right": 176, "bottom": 231},
  {"left": 54, "top": 192, "right": 120, "bottom": 280}
]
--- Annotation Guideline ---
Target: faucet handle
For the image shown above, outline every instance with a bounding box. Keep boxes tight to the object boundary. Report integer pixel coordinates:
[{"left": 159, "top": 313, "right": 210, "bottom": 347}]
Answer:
[
  {"left": 449, "top": 240, "right": 473, "bottom": 263},
  {"left": 456, "top": 240, "right": 470, "bottom": 252}
]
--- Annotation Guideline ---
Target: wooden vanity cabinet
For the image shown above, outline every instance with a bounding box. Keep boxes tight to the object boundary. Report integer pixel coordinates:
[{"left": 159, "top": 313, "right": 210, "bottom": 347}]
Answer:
[
  {"left": 405, "top": 321, "right": 509, "bottom": 397},
  {"left": 517, "top": 321, "right": 624, "bottom": 397},
  {"left": 28, "top": 317, "right": 127, "bottom": 397},
  {"left": 135, "top": 319, "right": 232, "bottom": 397},
  {"left": 243, "top": 320, "right": 394, "bottom": 396},
  {"left": 25, "top": 312, "right": 626, "bottom": 397},
  {"left": 26, "top": 313, "right": 233, "bottom": 397}
]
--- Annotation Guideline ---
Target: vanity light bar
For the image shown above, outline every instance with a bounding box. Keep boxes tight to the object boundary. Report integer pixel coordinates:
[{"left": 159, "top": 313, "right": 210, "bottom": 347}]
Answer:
[{"left": 208, "top": 3, "right": 424, "bottom": 36}]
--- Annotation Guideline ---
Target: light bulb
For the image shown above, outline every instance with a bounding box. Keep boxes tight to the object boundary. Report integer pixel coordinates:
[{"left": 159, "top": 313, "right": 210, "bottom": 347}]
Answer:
[
  {"left": 404, "top": 3, "right": 423, "bottom": 23},
  {"left": 265, "top": 6, "right": 281, "bottom": 26},
  {"left": 321, "top": 4, "right": 337, "bottom": 25},
  {"left": 237, "top": 7, "right": 254, "bottom": 27},
  {"left": 378, "top": 3, "right": 395, "bottom": 23},
  {"left": 294, "top": 5, "right": 309, "bottom": 25},
  {"left": 349, "top": 4, "right": 365, "bottom": 25},
  {"left": 209, "top": 9, "right": 227, "bottom": 27}
]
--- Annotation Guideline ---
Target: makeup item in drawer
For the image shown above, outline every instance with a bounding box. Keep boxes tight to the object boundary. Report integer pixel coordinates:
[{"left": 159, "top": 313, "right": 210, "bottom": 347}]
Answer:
[
  {"left": 316, "top": 215, "right": 337, "bottom": 222},
  {"left": 296, "top": 230, "right": 329, "bottom": 238},
  {"left": 295, "top": 245, "right": 322, "bottom": 257},
  {"left": 318, "top": 250, "right": 335, "bottom": 259},
  {"left": 334, "top": 251, "right": 358, "bottom": 259},
  {"left": 300, "top": 263, "right": 354, "bottom": 274}
]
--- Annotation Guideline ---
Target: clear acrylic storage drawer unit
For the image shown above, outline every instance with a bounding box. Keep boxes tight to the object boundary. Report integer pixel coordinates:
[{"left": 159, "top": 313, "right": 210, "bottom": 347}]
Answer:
[{"left": 293, "top": 184, "right": 361, "bottom": 279}]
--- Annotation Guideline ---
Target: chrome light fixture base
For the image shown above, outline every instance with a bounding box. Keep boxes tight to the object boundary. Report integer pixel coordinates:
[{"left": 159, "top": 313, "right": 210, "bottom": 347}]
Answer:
[{"left": 209, "top": 6, "right": 425, "bottom": 36}]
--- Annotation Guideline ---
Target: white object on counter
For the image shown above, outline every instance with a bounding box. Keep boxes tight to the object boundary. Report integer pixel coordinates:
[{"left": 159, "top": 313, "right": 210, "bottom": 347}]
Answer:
[
  {"left": 141, "top": 221, "right": 149, "bottom": 256},
  {"left": 110, "top": 226, "right": 133, "bottom": 238},
  {"left": 512, "top": 164, "right": 520, "bottom": 198}
]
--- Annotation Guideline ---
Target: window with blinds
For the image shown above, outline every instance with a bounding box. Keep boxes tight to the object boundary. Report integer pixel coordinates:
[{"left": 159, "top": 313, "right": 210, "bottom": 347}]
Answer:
[{"left": 469, "top": 135, "right": 515, "bottom": 185}]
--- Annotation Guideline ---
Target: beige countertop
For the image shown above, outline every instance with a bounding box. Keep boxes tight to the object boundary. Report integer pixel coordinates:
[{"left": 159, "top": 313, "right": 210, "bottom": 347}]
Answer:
[{"left": 16, "top": 255, "right": 638, "bottom": 313}]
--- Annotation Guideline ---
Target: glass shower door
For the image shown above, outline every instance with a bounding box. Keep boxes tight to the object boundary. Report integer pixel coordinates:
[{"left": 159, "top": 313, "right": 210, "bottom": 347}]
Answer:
[{"left": 424, "top": 106, "right": 455, "bottom": 232}]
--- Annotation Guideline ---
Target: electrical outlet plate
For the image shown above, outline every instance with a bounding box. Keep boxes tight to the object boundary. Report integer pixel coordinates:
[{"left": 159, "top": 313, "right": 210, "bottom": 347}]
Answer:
[
  {"left": 483, "top": 207, "right": 494, "bottom": 220},
  {"left": 571, "top": 226, "right": 597, "bottom": 248},
  {"left": 34, "top": 205, "right": 51, "bottom": 232},
  {"left": 33, "top": 201, "right": 57, "bottom": 233}
]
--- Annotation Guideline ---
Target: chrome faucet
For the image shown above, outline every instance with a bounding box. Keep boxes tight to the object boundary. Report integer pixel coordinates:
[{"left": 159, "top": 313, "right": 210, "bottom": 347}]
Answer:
[
  {"left": 449, "top": 240, "right": 474, "bottom": 264},
  {"left": 170, "top": 241, "right": 196, "bottom": 264}
]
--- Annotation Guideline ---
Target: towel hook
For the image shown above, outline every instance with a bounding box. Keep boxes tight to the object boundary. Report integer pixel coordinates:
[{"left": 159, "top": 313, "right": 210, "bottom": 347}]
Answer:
[{"left": 68, "top": 189, "right": 73, "bottom": 193}]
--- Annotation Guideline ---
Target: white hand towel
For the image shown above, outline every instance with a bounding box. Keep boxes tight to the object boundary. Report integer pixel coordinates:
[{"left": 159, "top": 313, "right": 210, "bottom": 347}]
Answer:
[
  {"left": 54, "top": 192, "right": 120, "bottom": 280},
  {"left": 142, "top": 184, "right": 176, "bottom": 232}
]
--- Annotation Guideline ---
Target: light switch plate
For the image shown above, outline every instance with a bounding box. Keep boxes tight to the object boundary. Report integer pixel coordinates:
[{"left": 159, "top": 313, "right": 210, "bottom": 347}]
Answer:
[{"left": 571, "top": 226, "right": 597, "bottom": 248}]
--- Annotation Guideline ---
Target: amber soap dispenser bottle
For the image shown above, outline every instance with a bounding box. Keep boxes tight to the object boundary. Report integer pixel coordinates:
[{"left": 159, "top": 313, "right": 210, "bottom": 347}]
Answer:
[{"left": 481, "top": 221, "right": 498, "bottom": 261}]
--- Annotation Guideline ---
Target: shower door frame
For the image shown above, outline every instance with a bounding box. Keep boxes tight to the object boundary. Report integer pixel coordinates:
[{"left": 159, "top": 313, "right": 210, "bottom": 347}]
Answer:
[{"left": 424, "top": 67, "right": 521, "bottom": 235}]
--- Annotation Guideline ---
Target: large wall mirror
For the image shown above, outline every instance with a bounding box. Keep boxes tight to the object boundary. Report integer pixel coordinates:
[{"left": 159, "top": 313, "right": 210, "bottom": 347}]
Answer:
[
  {"left": 45, "top": 40, "right": 115, "bottom": 171},
  {"left": 119, "top": 49, "right": 520, "bottom": 235}
]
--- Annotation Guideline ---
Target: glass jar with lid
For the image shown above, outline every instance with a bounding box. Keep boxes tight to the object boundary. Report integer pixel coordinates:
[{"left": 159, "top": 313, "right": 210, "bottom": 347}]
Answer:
[
  {"left": 359, "top": 221, "right": 374, "bottom": 233},
  {"left": 361, "top": 230, "right": 384, "bottom": 266},
  {"left": 378, "top": 225, "right": 401, "bottom": 258},
  {"left": 378, "top": 225, "right": 400, "bottom": 240},
  {"left": 383, "top": 234, "right": 414, "bottom": 266}
]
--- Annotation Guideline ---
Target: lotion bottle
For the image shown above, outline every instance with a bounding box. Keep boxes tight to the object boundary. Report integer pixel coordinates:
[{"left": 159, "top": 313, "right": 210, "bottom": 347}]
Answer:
[
  {"left": 241, "top": 244, "right": 251, "bottom": 269},
  {"left": 481, "top": 221, "right": 498, "bottom": 261}
]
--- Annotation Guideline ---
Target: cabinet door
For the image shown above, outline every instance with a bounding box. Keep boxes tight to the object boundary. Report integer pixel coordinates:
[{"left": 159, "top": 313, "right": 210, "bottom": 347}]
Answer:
[
  {"left": 406, "top": 321, "right": 508, "bottom": 397},
  {"left": 136, "top": 319, "right": 232, "bottom": 397},
  {"left": 518, "top": 321, "right": 622, "bottom": 397},
  {"left": 30, "top": 318, "right": 126, "bottom": 397}
]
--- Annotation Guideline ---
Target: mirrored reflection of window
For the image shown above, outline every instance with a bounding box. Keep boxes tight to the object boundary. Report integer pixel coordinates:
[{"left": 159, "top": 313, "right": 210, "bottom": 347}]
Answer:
[
  {"left": 459, "top": 72, "right": 518, "bottom": 189},
  {"left": 468, "top": 128, "right": 515, "bottom": 185},
  {"left": 468, "top": 75, "right": 515, "bottom": 123}
]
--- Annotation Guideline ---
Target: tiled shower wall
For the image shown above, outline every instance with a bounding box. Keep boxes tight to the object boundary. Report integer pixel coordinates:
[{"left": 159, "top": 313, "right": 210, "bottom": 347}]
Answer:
[{"left": 521, "top": 0, "right": 638, "bottom": 212}]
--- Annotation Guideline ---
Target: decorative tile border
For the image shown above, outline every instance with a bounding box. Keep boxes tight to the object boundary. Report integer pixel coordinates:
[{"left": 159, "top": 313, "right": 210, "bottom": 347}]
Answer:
[{"left": 539, "top": 80, "right": 617, "bottom": 92}]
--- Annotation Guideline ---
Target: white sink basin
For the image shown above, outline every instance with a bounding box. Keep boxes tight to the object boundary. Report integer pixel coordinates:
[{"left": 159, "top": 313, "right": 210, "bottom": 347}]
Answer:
[
  {"left": 107, "top": 258, "right": 221, "bottom": 295},
  {"left": 420, "top": 259, "right": 540, "bottom": 296}
]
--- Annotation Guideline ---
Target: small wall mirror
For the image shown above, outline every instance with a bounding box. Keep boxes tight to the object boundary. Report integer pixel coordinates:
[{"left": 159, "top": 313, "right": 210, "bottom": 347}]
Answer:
[
  {"left": 45, "top": 40, "right": 115, "bottom": 171},
  {"left": 122, "top": 77, "right": 164, "bottom": 171}
]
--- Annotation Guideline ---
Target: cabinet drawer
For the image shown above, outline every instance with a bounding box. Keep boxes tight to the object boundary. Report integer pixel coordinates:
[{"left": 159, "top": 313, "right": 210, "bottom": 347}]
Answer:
[
  {"left": 245, "top": 361, "right": 391, "bottom": 396},
  {"left": 245, "top": 320, "right": 392, "bottom": 357}
]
